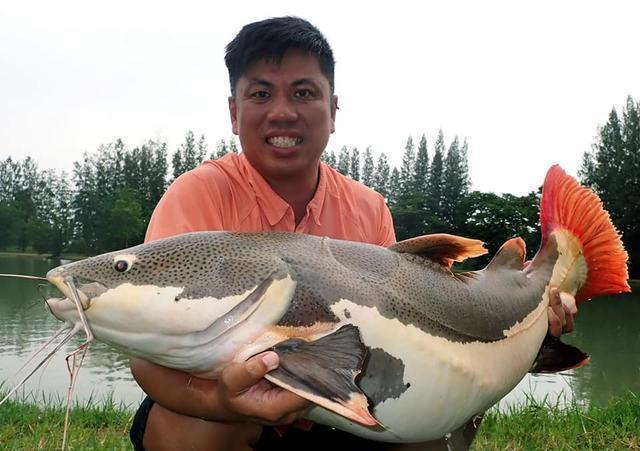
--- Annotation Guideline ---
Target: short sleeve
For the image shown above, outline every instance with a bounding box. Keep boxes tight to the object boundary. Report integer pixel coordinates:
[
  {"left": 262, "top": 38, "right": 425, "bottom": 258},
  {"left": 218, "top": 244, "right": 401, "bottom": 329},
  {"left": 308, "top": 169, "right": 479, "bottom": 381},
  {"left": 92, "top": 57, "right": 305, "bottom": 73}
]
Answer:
[{"left": 145, "top": 171, "right": 225, "bottom": 242}]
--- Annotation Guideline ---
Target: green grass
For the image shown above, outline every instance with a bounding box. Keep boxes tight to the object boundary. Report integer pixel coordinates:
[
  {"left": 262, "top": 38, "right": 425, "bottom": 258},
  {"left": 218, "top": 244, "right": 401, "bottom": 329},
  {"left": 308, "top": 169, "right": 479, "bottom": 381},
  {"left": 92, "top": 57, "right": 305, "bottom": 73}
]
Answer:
[
  {"left": 475, "top": 392, "right": 640, "bottom": 450},
  {"left": 0, "top": 394, "right": 134, "bottom": 450},
  {"left": 1, "top": 392, "right": 638, "bottom": 450}
]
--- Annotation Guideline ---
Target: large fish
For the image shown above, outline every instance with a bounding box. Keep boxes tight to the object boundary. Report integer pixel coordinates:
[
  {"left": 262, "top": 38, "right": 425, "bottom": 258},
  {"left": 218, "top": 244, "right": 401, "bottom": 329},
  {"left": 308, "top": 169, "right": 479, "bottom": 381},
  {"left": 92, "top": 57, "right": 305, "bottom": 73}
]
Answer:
[{"left": 42, "top": 166, "right": 629, "bottom": 443}]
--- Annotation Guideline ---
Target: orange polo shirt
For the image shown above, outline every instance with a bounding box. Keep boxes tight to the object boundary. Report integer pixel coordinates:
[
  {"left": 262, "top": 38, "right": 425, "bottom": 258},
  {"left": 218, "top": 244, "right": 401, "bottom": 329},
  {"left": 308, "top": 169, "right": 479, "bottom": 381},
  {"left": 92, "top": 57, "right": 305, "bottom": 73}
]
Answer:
[{"left": 145, "top": 152, "right": 396, "bottom": 246}]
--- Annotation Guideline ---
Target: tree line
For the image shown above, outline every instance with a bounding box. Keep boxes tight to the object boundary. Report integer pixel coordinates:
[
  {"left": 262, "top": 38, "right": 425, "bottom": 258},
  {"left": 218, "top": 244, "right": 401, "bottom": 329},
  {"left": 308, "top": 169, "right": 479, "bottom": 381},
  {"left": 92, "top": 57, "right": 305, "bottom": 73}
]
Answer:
[{"left": 1, "top": 96, "right": 638, "bottom": 276}]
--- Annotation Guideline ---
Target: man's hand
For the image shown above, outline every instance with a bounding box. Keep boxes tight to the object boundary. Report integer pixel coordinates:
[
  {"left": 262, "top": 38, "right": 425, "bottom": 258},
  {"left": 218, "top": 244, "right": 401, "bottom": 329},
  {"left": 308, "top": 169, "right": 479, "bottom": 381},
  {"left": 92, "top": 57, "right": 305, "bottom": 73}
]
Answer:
[
  {"left": 130, "top": 351, "right": 310, "bottom": 425},
  {"left": 218, "top": 351, "right": 310, "bottom": 425},
  {"left": 547, "top": 287, "right": 578, "bottom": 337}
]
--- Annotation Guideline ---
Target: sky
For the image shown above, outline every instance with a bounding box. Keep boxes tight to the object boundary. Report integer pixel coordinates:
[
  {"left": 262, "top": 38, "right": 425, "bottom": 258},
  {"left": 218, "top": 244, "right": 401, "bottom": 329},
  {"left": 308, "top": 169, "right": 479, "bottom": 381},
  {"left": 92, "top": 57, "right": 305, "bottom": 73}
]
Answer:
[{"left": 1, "top": 1, "right": 639, "bottom": 195}]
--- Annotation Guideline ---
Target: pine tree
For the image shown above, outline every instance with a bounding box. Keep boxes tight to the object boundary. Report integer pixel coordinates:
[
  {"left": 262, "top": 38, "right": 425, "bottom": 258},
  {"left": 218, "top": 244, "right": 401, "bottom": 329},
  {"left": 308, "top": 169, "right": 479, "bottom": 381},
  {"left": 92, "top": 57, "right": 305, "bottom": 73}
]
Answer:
[
  {"left": 72, "top": 152, "right": 99, "bottom": 253},
  {"left": 197, "top": 134, "right": 208, "bottom": 161},
  {"left": 373, "top": 153, "right": 390, "bottom": 200},
  {"left": 149, "top": 141, "right": 169, "bottom": 214},
  {"left": 443, "top": 136, "right": 470, "bottom": 229},
  {"left": 399, "top": 136, "right": 415, "bottom": 195},
  {"left": 171, "top": 150, "right": 183, "bottom": 181},
  {"left": 621, "top": 96, "right": 640, "bottom": 198},
  {"left": 361, "top": 147, "right": 375, "bottom": 188},
  {"left": 172, "top": 131, "right": 207, "bottom": 179},
  {"left": 413, "top": 134, "right": 429, "bottom": 194},
  {"left": 426, "top": 130, "right": 446, "bottom": 229},
  {"left": 322, "top": 150, "right": 337, "bottom": 167},
  {"left": 336, "top": 146, "right": 350, "bottom": 176},
  {"left": 460, "top": 138, "right": 470, "bottom": 191},
  {"left": 349, "top": 147, "right": 361, "bottom": 181},
  {"left": 213, "top": 139, "right": 228, "bottom": 159},
  {"left": 580, "top": 96, "right": 640, "bottom": 277},
  {"left": 0, "top": 157, "right": 18, "bottom": 203},
  {"left": 388, "top": 167, "right": 401, "bottom": 205},
  {"left": 229, "top": 137, "right": 239, "bottom": 153}
]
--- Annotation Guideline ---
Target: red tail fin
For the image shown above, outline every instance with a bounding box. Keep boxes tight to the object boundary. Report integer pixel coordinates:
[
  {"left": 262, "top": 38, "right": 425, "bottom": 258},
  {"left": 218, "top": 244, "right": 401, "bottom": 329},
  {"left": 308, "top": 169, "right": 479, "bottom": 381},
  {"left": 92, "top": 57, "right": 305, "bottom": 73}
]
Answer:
[{"left": 540, "top": 165, "right": 630, "bottom": 302}]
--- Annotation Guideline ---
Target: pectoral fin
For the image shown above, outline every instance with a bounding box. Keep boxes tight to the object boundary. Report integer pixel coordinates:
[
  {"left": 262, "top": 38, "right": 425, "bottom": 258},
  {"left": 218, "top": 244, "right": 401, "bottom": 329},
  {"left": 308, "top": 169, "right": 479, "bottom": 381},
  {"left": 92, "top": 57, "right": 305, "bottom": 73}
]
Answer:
[
  {"left": 529, "top": 334, "right": 590, "bottom": 373},
  {"left": 205, "top": 269, "right": 296, "bottom": 341},
  {"left": 264, "top": 324, "right": 378, "bottom": 426}
]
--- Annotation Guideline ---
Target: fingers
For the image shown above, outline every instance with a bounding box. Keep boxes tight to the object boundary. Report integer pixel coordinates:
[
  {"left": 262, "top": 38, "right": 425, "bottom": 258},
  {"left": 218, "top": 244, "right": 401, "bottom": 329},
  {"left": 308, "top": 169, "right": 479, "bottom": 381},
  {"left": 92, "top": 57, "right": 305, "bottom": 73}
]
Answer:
[
  {"left": 548, "top": 288, "right": 565, "bottom": 337},
  {"left": 218, "top": 352, "right": 311, "bottom": 424},
  {"left": 548, "top": 288, "right": 578, "bottom": 336},
  {"left": 221, "top": 352, "right": 279, "bottom": 394},
  {"left": 547, "top": 306, "right": 563, "bottom": 337},
  {"left": 559, "top": 291, "right": 577, "bottom": 314}
]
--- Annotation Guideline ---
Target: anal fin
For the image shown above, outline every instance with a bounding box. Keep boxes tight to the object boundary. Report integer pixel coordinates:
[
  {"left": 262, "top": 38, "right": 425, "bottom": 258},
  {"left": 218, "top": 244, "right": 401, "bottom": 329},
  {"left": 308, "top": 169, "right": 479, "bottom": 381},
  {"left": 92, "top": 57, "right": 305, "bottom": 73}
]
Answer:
[
  {"left": 264, "top": 324, "right": 378, "bottom": 426},
  {"left": 529, "top": 334, "right": 590, "bottom": 373}
]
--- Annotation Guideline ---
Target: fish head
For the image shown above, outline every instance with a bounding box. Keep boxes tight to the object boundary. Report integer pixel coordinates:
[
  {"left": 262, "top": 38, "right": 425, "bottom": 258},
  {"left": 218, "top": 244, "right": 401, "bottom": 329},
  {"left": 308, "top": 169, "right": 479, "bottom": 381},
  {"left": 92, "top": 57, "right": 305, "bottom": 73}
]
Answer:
[{"left": 43, "top": 232, "right": 297, "bottom": 373}]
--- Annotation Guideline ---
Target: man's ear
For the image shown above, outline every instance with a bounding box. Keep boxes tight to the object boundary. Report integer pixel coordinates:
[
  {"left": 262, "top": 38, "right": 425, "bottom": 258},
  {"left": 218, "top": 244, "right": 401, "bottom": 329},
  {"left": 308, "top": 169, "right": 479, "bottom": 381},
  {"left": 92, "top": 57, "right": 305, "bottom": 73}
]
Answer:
[
  {"left": 228, "top": 96, "right": 239, "bottom": 135},
  {"left": 330, "top": 95, "right": 338, "bottom": 134}
]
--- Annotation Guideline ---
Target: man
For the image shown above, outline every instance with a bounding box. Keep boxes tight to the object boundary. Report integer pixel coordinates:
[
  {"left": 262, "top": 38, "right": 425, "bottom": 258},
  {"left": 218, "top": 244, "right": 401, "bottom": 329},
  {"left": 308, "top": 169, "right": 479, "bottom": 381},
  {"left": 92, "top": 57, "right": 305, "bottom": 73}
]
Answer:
[{"left": 130, "top": 17, "right": 575, "bottom": 451}]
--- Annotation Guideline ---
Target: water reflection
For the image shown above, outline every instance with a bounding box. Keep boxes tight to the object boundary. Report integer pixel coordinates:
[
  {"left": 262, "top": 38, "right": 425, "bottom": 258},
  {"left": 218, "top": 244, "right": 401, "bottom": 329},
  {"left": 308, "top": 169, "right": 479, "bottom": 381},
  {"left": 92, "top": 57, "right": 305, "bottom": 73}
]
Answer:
[
  {"left": 0, "top": 254, "right": 638, "bottom": 410},
  {"left": 0, "top": 254, "right": 143, "bottom": 407}
]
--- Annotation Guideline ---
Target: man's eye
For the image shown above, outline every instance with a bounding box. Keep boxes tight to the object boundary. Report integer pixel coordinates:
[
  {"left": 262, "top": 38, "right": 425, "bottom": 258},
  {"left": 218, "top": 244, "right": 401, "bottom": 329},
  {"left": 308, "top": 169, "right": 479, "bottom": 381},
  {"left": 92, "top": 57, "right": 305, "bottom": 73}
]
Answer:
[
  {"left": 251, "top": 91, "right": 270, "bottom": 99},
  {"left": 295, "top": 89, "right": 314, "bottom": 99}
]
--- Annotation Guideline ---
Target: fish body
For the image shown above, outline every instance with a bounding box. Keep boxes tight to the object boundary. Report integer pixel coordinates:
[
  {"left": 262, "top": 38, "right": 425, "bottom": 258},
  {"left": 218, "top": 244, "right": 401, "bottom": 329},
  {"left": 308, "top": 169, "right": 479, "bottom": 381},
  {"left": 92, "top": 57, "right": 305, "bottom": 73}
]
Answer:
[{"left": 44, "top": 166, "right": 629, "bottom": 442}]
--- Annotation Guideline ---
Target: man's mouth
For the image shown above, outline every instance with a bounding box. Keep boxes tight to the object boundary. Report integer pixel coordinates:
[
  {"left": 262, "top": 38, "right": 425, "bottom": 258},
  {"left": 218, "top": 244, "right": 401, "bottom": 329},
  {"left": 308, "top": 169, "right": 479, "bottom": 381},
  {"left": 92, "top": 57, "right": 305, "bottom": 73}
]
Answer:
[{"left": 267, "top": 136, "right": 303, "bottom": 148}]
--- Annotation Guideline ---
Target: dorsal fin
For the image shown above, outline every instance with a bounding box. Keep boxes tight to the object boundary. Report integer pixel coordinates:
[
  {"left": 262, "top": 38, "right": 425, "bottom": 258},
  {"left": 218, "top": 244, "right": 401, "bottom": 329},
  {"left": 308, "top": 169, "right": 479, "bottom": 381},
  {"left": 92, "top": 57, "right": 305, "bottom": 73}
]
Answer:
[
  {"left": 389, "top": 233, "right": 487, "bottom": 268},
  {"left": 485, "top": 237, "right": 527, "bottom": 271}
]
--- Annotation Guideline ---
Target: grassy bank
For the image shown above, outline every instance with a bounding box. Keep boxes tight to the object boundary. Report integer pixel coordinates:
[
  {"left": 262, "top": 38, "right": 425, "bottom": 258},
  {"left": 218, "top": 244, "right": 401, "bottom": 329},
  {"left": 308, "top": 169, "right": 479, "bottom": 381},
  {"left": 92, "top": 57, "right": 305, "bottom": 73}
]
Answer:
[
  {"left": 476, "top": 392, "right": 640, "bottom": 450},
  {"left": 0, "top": 397, "right": 134, "bottom": 450},
  {"left": 1, "top": 393, "right": 638, "bottom": 450}
]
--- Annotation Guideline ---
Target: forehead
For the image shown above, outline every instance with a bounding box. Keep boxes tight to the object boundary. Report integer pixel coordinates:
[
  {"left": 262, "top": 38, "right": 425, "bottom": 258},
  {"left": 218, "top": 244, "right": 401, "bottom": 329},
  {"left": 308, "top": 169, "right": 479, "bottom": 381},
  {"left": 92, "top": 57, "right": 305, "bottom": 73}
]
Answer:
[{"left": 239, "top": 49, "right": 330, "bottom": 88}]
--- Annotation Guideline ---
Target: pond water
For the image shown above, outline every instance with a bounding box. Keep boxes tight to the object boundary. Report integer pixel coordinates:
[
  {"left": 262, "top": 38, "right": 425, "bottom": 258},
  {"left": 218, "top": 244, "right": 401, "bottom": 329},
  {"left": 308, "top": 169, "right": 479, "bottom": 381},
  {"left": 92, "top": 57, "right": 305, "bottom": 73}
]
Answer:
[{"left": 1, "top": 254, "right": 638, "bottom": 411}]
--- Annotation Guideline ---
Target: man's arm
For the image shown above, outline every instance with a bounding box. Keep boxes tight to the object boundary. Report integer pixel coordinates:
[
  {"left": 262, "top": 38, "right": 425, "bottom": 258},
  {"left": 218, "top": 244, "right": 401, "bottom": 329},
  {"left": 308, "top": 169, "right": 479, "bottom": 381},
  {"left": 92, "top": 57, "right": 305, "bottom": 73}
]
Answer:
[{"left": 130, "top": 353, "right": 309, "bottom": 424}]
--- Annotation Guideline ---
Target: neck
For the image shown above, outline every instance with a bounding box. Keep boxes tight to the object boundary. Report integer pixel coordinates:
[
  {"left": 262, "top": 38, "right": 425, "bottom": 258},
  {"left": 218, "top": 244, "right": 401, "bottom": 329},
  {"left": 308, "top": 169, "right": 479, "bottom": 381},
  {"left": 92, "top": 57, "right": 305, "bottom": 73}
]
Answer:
[{"left": 266, "top": 165, "right": 320, "bottom": 225}]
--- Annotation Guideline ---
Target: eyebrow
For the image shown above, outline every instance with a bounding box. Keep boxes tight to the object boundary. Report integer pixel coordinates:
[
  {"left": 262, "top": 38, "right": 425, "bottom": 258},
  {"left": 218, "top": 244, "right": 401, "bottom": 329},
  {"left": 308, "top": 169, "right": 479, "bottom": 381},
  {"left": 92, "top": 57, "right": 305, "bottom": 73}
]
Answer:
[
  {"left": 245, "top": 77, "right": 321, "bottom": 88},
  {"left": 292, "top": 78, "right": 320, "bottom": 87}
]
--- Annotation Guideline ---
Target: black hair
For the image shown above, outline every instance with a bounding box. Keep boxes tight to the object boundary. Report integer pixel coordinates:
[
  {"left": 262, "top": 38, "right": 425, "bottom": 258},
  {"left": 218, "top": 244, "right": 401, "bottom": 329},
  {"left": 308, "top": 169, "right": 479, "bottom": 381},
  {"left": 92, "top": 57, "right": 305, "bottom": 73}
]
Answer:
[{"left": 225, "top": 16, "right": 335, "bottom": 96}]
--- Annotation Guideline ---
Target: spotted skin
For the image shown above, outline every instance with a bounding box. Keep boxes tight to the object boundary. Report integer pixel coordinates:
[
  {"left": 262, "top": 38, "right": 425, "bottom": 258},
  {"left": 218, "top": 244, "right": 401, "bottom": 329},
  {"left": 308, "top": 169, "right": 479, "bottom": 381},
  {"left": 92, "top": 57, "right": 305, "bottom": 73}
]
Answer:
[
  {"left": 51, "top": 231, "right": 556, "bottom": 343},
  {"left": 46, "top": 230, "right": 562, "bottom": 441}
]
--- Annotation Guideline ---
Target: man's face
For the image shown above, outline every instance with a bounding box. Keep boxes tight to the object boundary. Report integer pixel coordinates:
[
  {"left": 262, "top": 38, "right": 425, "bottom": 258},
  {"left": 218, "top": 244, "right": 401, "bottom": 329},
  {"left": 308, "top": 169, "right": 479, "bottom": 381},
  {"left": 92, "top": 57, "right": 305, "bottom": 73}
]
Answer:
[{"left": 229, "top": 49, "right": 337, "bottom": 182}]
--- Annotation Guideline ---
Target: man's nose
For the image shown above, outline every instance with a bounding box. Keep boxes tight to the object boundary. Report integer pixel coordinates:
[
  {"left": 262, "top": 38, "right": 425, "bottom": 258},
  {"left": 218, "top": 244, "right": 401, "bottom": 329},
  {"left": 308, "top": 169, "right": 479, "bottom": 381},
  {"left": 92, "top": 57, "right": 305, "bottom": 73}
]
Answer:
[{"left": 267, "top": 95, "right": 298, "bottom": 122}]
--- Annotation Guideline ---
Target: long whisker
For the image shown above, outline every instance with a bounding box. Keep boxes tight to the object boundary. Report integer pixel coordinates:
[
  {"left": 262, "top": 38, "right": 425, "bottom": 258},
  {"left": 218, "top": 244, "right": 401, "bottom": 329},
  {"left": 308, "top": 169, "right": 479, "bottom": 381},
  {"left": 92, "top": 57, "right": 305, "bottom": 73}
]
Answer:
[
  {"left": 0, "top": 323, "right": 82, "bottom": 407},
  {"left": 0, "top": 273, "right": 48, "bottom": 281},
  {"left": 10, "top": 324, "right": 71, "bottom": 380},
  {"left": 62, "top": 344, "right": 89, "bottom": 451},
  {"left": 65, "top": 277, "right": 94, "bottom": 342}
]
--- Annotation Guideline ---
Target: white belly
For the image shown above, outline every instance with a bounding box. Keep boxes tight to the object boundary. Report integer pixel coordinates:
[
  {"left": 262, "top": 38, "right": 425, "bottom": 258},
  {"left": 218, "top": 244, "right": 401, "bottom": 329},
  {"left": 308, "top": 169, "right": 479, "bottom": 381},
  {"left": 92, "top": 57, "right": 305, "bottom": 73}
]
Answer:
[{"left": 306, "top": 298, "right": 549, "bottom": 442}]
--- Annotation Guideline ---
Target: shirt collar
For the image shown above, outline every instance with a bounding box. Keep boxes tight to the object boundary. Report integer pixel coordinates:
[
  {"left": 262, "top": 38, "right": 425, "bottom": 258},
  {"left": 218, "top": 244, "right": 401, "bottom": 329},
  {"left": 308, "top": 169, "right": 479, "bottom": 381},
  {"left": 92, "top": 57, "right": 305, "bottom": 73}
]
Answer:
[
  {"left": 237, "top": 153, "right": 333, "bottom": 227},
  {"left": 237, "top": 153, "right": 289, "bottom": 226}
]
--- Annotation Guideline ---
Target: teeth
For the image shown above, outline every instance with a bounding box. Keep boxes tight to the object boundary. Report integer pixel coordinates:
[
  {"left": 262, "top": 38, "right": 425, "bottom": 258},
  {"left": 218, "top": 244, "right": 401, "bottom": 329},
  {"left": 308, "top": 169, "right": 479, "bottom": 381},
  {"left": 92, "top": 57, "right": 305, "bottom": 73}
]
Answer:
[{"left": 268, "top": 136, "right": 301, "bottom": 148}]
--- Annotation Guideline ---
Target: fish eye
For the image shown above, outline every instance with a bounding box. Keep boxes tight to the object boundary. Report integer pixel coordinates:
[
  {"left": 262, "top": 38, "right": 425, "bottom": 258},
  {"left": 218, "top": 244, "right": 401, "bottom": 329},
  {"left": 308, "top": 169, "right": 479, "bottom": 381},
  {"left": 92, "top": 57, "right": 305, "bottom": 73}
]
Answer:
[
  {"left": 114, "top": 260, "right": 130, "bottom": 273},
  {"left": 112, "top": 254, "right": 137, "bottom": 273}
]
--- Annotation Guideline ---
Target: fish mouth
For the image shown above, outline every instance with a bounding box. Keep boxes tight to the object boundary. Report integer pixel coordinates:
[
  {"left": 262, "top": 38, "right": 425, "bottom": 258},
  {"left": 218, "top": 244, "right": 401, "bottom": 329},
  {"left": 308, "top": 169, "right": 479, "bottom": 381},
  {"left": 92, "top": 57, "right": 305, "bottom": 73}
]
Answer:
[
  {"left": 45, "top": 269, "right": 97, "bottom": 343},
  {"left": 45, "top": 269, "right": 106, "bottom": 330},
  {"left": 46, "top": 269, "right": 107, "bottom": 310}
]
